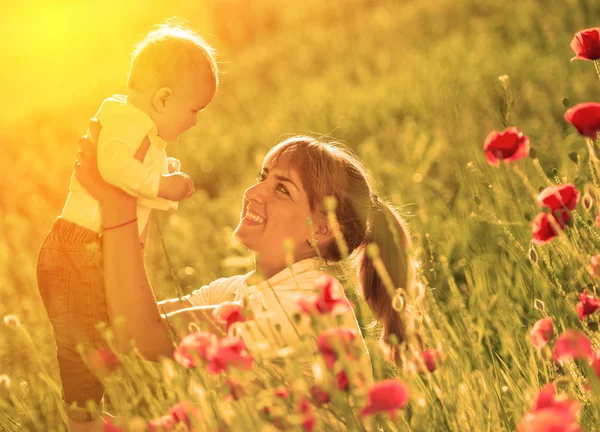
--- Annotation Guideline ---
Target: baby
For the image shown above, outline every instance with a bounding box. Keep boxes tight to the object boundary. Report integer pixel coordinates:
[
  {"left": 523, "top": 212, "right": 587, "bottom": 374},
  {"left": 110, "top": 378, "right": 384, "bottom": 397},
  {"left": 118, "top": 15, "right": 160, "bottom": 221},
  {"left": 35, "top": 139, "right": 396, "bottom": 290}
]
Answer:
[{"left": 36, "top": 23, "right": 218, "bottom": 426}]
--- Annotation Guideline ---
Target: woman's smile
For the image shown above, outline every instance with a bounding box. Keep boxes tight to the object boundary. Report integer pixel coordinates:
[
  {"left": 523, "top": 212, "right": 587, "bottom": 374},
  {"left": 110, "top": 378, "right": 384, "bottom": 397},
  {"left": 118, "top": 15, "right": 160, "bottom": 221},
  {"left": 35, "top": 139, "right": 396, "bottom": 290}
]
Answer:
[{"left": 242, "top": 207, "right": 266, "bottom": 225}]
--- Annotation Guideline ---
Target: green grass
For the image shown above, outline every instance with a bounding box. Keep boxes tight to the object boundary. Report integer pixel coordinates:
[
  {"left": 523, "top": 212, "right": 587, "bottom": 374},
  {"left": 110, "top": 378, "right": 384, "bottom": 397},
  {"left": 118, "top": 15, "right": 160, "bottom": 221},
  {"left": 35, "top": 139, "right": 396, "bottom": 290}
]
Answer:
[{"left": 1, "top": 0, "right": 600, "bottom": 430}]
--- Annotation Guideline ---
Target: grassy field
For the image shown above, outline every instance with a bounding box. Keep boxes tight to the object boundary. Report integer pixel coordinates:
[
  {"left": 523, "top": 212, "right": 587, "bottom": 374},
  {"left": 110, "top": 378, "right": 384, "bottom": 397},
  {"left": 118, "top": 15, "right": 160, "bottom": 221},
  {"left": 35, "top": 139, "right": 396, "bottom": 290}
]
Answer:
[{"left": 1, "top": 0, "right": 600, "bottom": 430}]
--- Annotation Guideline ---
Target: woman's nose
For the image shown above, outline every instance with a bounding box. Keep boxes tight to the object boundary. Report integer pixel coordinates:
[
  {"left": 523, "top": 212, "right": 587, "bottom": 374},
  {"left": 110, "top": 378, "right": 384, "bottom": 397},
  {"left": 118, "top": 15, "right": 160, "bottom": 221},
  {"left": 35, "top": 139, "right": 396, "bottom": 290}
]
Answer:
[{"left": 244, "top": 182, "right": 266, "bottom": 204}]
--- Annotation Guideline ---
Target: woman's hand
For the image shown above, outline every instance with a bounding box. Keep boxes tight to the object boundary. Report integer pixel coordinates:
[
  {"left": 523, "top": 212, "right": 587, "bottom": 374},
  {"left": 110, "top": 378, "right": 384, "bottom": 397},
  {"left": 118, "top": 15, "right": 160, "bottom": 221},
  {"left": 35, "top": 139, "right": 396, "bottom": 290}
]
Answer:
[
  {"left": 74, "top": 118, "right": 149, "bottom": 206},
  {"left": 74, "top": 118, "right": 124, "bottom": 205}
]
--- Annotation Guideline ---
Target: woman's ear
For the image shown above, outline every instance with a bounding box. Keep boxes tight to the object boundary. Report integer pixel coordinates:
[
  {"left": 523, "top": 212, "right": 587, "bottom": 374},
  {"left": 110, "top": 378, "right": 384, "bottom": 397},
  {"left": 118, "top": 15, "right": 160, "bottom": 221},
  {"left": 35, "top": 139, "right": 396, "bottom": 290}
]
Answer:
[
  {"left": 314, "top": 220, "right": 334, "bottom": 244},
  {"left": 152, "top": 87, "right": 173, "bottom": 112}
]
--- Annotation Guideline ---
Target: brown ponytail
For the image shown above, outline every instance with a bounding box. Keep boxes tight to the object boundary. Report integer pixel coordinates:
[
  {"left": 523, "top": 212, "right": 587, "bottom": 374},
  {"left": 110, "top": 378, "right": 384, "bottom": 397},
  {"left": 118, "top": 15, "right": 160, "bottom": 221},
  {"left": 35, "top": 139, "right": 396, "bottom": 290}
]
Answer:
[{"left": 358, "top": 197, "right": 415, "bottom": 364}]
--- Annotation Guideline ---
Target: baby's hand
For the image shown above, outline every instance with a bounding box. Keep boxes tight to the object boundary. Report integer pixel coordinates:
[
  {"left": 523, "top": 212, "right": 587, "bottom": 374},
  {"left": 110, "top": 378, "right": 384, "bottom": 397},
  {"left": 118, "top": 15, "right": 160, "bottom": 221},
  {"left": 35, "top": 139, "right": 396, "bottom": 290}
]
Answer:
[{"left": 158, "top": 172, "right": 194, "bottom": 201}]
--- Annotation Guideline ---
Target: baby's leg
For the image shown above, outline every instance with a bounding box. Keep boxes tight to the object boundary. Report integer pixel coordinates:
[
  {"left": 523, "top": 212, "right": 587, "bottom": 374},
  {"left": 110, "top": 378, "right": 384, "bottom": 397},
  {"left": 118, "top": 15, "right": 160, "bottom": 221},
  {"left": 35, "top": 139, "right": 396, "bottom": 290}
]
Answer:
[{"left": 37, "top": 219, "right": 109, "bottom": 427}]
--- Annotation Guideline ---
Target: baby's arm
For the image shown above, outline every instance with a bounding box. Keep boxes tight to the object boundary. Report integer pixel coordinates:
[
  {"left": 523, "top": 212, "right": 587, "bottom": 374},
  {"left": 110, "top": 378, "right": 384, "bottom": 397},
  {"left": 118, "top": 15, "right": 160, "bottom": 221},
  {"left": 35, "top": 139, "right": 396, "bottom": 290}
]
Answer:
[
  {"left": 157, "top": 172, "right": 194, "bottom": 201},
  {"left": 97, "top": 134, "right": 163, "bottom": 200},
  {"left": 97, "top": 130, "right": 193, "bottom": 201}
]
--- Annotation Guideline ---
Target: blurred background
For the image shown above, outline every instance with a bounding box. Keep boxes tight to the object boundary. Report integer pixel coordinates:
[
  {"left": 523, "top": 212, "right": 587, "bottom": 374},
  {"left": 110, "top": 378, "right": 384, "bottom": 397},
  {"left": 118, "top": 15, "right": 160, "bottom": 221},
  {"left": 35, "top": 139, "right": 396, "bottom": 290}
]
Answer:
[{"left": 2, "top": 0, "right": 600, "bottom": 428}]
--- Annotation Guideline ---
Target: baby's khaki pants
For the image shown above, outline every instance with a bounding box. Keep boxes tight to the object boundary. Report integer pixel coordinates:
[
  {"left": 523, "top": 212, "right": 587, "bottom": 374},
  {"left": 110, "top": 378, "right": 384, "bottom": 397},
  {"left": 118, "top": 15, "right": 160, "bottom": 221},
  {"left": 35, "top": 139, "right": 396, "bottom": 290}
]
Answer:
[{"left": 36, "top": 218, "right": 108, "bottom": 423}]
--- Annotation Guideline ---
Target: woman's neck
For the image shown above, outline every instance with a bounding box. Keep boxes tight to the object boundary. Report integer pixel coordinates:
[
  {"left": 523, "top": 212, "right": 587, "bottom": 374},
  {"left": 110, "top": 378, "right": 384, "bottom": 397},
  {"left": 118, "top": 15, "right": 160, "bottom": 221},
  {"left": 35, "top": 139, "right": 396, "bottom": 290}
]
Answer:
[
  {"left": 256, "top": 259, "right": 286, "bottom": 280},
  {"left": 255, "top": 251, "right": 317, "bottom": 280}
]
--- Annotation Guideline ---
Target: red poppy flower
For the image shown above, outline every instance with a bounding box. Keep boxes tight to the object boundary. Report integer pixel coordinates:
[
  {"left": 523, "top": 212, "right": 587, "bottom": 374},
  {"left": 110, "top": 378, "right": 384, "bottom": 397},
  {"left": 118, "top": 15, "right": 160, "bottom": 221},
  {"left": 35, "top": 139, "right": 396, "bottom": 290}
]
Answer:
[
  {"left": 591, "top": 350, "right": 600, "bottom": 379},
  {"left": 537, "top": 184, "right": 580, "bottom": 212},
  {"left": 576, "top": 291, "right": 600, "bottom": 320},
  {"left": 360, "top": 379, "right": 410, "bottom": 418},
  {"left": 532, "top": 211, "right": 570, "bottom": 245},
  {"left": 596, "top": 211, "right": 600, "bottom": 228},
  {"left": 564, "top": 103, "right": 600, "bottom": 139},
  {"left": 174, "top": 332, "right": 216, "bottom": 368},
  {"left": 169, "top": 401, "right": 200, "bottom": 429},
  {"left": 570, "top": 27, "right": 600, "bottom": 61},
  {"left": 532, "top": 383, "right": 580, "bottom": 416},
  {"left": 336, "top": 370, "right": 350, "bottom": 392},
  {"left": 148, "top": 415, "right": 175, "bottom": 432},
  {"left": 223, "top": 379, "right": 246, "bottom": 402},
  {"left": 517, "top": 383, "right": 581, "bottom": 432},
  {"left": 553, "top": 330, "right": 594, "bottom": 362},
  {"left": 483, "top": 127, "right": 530, "bottom": 166},
  {"left": 310, "top": 385, "right": 330, "bottom": 406},
  {"left": 206, "top": 337, "right": 253, "bottom": 375},
  {"left": 317, "top": 328, "right": 358, "bottom": 370},
  {"left": 530, "top": 317, "right": 554, "bottom": 350},
  {"left": 86, "top": 348, "right": 121, "bottom": 376},
  {"left": 295, "top": 274, "right": 351, "bottom": 316},
  {"left": 212, "top": 301, "right": 245, "bottom": 332},
  {"left": 260, "top": 390, "right": 289, "bottom": 430},
  {"left": 420, "top": 348, "right": 443, "bottom": 373},
  {"left": 275, "top": 386, "right": 289, "bottom": 399},
  {"left": 298, "top": 398, "right": 316, "bottom": 432},
  {"left": 103, "top": 418, "right": 125, "bottom": 432},
  {"left": 517, "top": 408, "right": 581, "bottom": 432}
]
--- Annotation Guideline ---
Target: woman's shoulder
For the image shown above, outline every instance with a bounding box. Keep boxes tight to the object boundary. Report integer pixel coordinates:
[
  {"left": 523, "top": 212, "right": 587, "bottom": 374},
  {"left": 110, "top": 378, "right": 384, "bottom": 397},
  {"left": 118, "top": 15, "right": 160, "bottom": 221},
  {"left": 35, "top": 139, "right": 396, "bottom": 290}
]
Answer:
[
  {"left": 287, "top": 258, "right": 347, "bottom": 288},
  {"left": 259, "top": 266, "right": 340, "bottom": 294},
  {"left": 265, "top": 262, "right": 325, "bottom": 292}
]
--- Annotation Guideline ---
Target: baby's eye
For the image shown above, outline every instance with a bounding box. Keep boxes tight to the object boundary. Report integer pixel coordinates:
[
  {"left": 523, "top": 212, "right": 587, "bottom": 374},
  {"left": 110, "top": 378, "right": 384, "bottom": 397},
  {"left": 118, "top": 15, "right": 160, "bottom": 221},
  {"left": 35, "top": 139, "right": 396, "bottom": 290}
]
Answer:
[{"left": 257, "top": 172, "right": 266, "bottom": 182}]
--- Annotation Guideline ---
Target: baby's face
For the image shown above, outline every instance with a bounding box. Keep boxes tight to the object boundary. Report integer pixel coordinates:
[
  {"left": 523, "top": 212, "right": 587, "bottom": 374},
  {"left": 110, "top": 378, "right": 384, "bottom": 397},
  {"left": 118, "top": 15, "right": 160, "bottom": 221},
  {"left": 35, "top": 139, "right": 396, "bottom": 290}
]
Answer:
[{"left": 156, "top": 74, "right": 216, "bottom": 142}]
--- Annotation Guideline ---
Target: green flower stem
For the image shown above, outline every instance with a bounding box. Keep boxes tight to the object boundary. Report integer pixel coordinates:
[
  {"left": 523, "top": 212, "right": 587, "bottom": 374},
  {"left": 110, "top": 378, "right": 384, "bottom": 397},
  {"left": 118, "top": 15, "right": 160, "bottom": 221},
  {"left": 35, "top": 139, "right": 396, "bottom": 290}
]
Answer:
[
  {"left": 306, "top": 218, "right": 324, "bottom": 261},
  {"left": 12, "top": 323, "right": 67, "bottom": 426},
  {"left": 155, "top": 217, "right": 184, "bottom": 298},
  {"left": 586, "top": 137, "right": 600, "bottom": 188},
  {"left": 265, "top": 279, "right": 302, "bottom": 340},
  {"left": 511, "top": 164, "right": 540, "bottom": 201}
]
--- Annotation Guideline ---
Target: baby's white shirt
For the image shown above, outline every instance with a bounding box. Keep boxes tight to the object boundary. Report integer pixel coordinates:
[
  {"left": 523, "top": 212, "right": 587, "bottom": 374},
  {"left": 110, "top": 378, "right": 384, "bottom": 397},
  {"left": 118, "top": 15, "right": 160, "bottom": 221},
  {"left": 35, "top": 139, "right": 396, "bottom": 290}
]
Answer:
[{"left": 61, "top": 95, "right": 177, "bottom": 235}]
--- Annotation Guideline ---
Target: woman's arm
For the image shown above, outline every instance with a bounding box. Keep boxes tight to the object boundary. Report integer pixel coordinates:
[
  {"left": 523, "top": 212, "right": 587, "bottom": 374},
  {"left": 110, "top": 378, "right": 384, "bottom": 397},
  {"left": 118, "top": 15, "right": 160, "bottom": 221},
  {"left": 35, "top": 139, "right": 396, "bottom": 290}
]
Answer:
[
  {"left": 76, "top": 120, "right": 226, "bottom": 361},
  {"left": 164, "top": 305, "right": 225, "bottom": 339},
  {"left": 101, "top": 195, "right": 175, "bottom": 361},
  {"left": 75, "top": 120, "right": 176, "bottom": 361}
]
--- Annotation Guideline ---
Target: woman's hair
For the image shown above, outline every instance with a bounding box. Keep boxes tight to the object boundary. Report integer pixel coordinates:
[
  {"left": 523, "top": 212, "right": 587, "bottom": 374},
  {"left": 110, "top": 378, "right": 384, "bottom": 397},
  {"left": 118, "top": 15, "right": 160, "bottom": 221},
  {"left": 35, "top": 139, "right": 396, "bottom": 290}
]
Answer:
[{"left": 264, "top": 136, "right": 416, "bottom": 364}]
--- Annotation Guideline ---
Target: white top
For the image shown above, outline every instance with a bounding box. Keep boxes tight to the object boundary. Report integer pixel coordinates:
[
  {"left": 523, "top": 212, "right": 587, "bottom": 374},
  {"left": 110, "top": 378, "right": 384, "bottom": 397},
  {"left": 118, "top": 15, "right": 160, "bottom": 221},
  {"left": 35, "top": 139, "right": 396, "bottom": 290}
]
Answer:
[
  {"left": 185, "top": 258, "right": 377, "bottom": 429},
  {"left": 183, "top": 257, "right": 374, "bottom": 382},
  {"left": 61, "top": 95, "right": 177, "bottom": 235}
]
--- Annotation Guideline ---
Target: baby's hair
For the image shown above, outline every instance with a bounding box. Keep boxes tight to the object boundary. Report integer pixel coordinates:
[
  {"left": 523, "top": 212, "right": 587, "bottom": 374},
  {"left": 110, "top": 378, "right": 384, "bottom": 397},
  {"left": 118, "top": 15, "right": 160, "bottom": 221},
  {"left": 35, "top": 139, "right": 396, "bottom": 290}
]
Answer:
[{"left": 127, "top": 20, "right": 218, "bottom": 93}]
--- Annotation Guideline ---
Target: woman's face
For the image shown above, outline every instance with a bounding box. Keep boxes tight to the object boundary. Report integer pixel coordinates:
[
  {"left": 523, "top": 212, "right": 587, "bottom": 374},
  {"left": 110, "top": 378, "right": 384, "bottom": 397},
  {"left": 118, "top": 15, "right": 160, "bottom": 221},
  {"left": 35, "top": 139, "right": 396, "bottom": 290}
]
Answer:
[{"left": 233, "top": 154, "right": 316, "bottom": 265}]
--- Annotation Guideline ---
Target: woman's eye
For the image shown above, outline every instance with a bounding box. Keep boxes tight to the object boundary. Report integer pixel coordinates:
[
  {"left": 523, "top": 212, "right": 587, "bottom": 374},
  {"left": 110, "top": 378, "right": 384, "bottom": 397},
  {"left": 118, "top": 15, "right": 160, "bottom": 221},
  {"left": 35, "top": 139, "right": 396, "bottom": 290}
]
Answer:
[
  {"left": 255, "top": 173, "right": 289, "bottom": 196},
  {"left": 277, "top": 184, "right": 290, "bottom": 195}
]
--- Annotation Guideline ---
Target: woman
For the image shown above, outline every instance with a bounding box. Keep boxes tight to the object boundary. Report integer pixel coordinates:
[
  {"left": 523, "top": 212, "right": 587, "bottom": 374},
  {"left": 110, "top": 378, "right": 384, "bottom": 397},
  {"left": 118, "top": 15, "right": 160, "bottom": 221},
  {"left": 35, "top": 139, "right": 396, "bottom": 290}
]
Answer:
[{"left": 73, "top": 119, "right": 416, "bottom": 430}]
